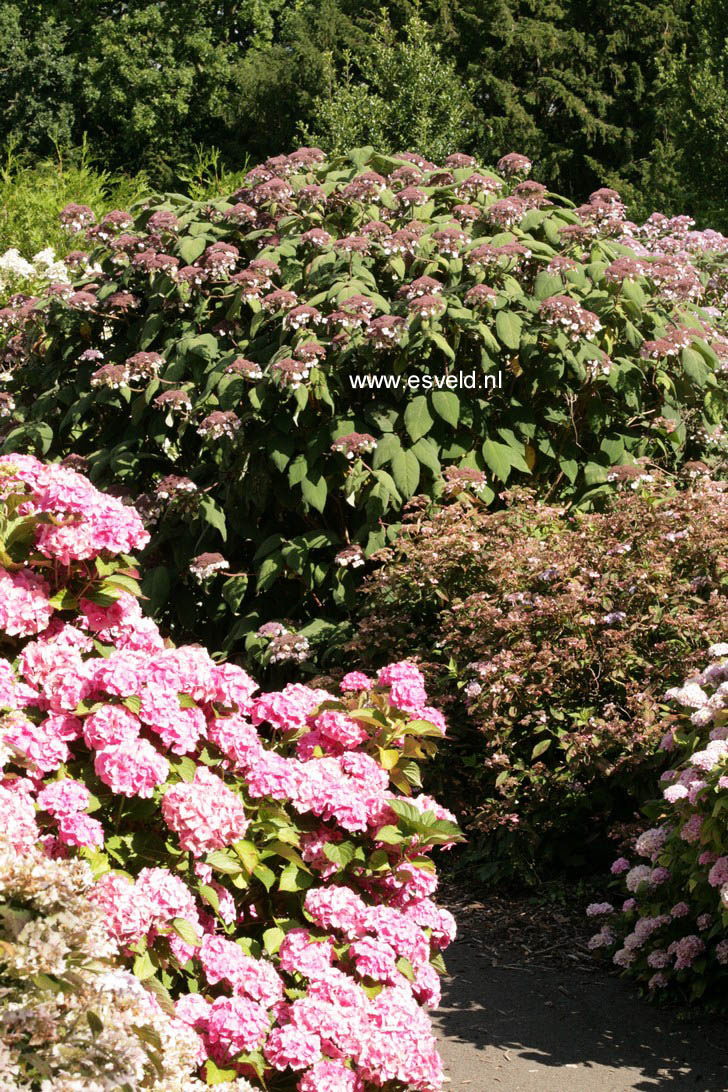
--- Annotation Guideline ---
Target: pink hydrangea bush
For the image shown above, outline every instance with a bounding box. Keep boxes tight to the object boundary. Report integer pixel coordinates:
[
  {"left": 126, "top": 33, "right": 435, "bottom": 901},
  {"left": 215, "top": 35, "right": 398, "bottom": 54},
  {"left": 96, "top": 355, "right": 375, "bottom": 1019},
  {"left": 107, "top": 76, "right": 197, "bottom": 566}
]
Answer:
[
  {"left": 0, "top": 454, "right": 460, "bottom": 1090},
  {"left": 590, "top": 643, "right": 728, "bottom": 1005}
]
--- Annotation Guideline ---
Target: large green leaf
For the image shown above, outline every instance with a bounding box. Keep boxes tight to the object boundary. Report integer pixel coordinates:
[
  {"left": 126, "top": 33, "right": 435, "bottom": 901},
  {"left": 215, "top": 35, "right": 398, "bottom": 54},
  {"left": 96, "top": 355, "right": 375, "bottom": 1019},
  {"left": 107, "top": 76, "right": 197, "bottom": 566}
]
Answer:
[
  {"left": 431, "top": 390, "right": 460, "bottom": 427},
  {"left": 372, "top": 433, "right": 402, "bottom": 468},
  {"left": 481, "top": 438, "right": 518, "bottom": 482},
  {"left": 495, "top": 310, "right": 522, "bottom": 350},
  {"left": 200, "top": 497, "right": 227, "bottom": 541},
  {"left": 178, "top": 236, "right": 207, "bottom": 264},
  {"left": 391, "top": 448, "right": 421, "bottom": 498},
  {"left": 301, "top": 473, "right": 328, "bottom": 512},
  {"left": 404, "top": 395, "right": 434, "bottom": 442}
]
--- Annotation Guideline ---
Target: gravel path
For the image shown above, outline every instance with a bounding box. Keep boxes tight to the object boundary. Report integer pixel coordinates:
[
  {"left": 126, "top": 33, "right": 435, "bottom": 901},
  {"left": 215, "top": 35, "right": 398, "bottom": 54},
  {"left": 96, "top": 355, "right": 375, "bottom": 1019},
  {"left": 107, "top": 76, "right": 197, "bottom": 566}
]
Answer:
[{"left": 433, "top": 936, "right": 728, "bottom": 1091}]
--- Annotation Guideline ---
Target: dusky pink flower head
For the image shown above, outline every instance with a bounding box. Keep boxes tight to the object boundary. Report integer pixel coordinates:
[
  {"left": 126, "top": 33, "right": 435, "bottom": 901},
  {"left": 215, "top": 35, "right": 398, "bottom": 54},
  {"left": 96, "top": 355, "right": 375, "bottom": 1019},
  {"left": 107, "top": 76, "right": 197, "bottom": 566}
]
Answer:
[
  {"left": 497, "top": 152, "right": 533, "bottom": 176},
  {"left": 60, "top": 202, "right": 95, "bottom": 232}
]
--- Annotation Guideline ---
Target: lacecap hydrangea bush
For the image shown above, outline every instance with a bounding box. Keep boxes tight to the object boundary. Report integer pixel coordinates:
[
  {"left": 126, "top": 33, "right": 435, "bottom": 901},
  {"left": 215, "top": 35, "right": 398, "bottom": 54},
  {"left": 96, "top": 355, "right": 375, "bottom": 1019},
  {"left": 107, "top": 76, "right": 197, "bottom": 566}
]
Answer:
[
  {"left": 0, "top": 453, "right": 460, "bottom": 1091},
  {"left": 589, "top": 643, "right": 728, "bottom": 1008},
  {"left": 1, "top": 147, "right": 728, "bottom": 655}
]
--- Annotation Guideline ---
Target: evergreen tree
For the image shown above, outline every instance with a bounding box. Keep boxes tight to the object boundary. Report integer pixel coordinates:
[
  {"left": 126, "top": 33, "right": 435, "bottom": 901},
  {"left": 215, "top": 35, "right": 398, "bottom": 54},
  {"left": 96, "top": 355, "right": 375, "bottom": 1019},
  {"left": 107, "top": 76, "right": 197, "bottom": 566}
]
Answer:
[
  {"left": 303, "top": 14, "right": 476, "bottom": 161},
  {"left": 0, "top": 0, "right": 724, "bottom": 226}
]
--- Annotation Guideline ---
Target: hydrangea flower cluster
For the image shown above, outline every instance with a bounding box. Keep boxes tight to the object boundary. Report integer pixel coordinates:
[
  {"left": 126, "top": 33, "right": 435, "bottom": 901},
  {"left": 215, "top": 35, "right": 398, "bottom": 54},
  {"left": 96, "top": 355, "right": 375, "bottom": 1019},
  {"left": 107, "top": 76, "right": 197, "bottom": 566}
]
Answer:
[
  {"left": 590, "top": 642, "right": 728, "bottom": 1003},
  {"left": 0, "top": 246, "right": 73, "bottom": 306},
  {"left": 0, "top": 456, "right": 459, "bottom": 1090},
  {"left": 0, "top": 831, "right": 250, "bottom": 1091}
]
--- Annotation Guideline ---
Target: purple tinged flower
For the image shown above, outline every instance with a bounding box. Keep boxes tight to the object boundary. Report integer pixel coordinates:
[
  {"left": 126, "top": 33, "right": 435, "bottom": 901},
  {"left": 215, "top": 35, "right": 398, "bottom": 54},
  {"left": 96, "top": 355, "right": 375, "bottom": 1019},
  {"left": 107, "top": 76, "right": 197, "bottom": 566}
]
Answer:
[
  {"left": 189, "top": 552, "right": 229, "bottom": 581},
  {"left": 497, "top": 152, "right": 532, "bottom": 176}
]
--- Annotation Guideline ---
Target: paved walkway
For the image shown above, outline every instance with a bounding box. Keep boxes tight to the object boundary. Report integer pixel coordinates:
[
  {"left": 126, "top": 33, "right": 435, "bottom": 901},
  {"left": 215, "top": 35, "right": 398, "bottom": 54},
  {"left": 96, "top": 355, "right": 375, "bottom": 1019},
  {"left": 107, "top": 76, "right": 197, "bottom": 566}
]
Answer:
[{"left": 433, "top": 937, "right": 728, "bottom": 1091}]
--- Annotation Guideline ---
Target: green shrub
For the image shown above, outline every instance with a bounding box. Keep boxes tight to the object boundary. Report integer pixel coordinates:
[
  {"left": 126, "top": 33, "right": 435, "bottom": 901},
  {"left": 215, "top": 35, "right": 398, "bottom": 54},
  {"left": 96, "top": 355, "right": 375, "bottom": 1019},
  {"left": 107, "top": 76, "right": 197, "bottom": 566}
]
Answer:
[
  {"left": 350, "top": 473, "right": 728, "bottom": 883},
  {"left": 0, "top": 144, "right": 150, "bottom": 259},
  {"left": 2, "top": 148, "right": 727, "bottom": 661},
  {"left": 303, "top": 15, "right": 476, "bottom": 164}
]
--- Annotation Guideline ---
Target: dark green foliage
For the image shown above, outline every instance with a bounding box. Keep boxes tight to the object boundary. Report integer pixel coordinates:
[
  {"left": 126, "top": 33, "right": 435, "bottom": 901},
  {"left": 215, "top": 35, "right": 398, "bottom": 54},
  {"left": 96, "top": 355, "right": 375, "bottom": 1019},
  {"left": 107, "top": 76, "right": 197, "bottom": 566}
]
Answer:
[
  {"left": 1, "top": 0, "right": 728, "bottom": 224},
  {"left": 302, "top": 15, "right": 476, "bottom": 163}
]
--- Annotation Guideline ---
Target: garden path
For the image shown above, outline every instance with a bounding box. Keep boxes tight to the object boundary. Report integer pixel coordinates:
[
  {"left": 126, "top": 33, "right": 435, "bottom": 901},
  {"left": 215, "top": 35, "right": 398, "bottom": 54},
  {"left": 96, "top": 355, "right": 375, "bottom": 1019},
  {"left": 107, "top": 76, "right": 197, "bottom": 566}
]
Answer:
[{"left": 434, "top": 924, "right": 728, "bottom": 1091}]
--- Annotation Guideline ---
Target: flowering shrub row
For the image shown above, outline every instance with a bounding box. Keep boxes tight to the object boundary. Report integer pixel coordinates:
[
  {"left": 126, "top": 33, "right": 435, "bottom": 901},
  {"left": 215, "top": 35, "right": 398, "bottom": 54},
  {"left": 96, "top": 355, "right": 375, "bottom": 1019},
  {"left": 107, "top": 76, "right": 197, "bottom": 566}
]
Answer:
[
  {"left": 0, "top": 453, "right": 460, "bottom": 1090},
  {"left": 1, "top": 147, "right": 727, "bottom": 654},
  {"left": 350, "top": 470, "right": 728, "bottom": 882},
  {"left": 589, "top": 641, "right": 728, "bottom": 1008}
]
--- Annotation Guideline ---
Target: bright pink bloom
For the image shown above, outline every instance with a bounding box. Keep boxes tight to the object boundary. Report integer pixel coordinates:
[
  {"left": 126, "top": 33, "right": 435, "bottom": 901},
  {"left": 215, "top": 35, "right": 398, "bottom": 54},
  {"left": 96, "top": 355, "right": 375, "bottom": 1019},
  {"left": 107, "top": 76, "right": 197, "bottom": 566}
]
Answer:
[
  {"left": 82, "top": 704, "right": 141, "bottom": 749},
  {"left": 94, "top": 738, "right": 169, "bottom": 797},
  {"left": 298, "top": 1059, "right": 364, "bottom": 1092},
  {"left": 37, "top": 778, "right": 91, "bottom": 816},
  {"left": 161, "top": 766, "right": 249, "bottom": 856},
  {"left": 265, "top": 1024, "right": 322, "bottom": 1070},
  {"left": 207, "top": 995, "right": 270, "bottom": 1058},
  {"left": 0, "top": 569, "right": 52, "bottom": 637},
  {"left": 278, "top": 928, "right": 335, "bottom": 978}
]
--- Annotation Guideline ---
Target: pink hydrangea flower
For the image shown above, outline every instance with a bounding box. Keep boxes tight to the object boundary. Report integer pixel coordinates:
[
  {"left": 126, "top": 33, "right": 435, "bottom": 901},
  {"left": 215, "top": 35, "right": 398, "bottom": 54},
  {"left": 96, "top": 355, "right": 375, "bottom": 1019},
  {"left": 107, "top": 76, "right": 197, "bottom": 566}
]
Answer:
[
  {"left": 90, "top": 872, "right": 154, "bottom": 943},
  {"left": 139, "top": 684, "right": 206, "bottom": 753},
  {"left": 0, "top": 455, "right": 149, "bottom": 562},
  {"left": 350, "top": 935, "right": 400, "bottom": 983},
  {"left": 0, "top": 569, "right": 53, "bottom": 637},
  {"left": 312, "top": 710, "right": 368, "bottom": 750},
  {"left": 340, "top": 671, "right": 372, "bottom": 692},
  {"left": 0, "top": 782, "right": 39, "bottom": 851},
  {"left": 55, "top": 810, "right": 105, "bottom": 847},
  {"left": 251, "top": 684, "right": 333, "bottom": 731},
  {"left": 198, "top": 932, "right": 284, "bottom": 1005},
  {"left": 37, "top": 778, "right": 90, "bottom": 816},
  {"left": 377, "top": 662, "right": 428, "bottom": 714},
  {"left": 161, "top": 766, "right": 249, "bottom": 856},
  {"left": 206, "top": 995, "right": 270, "bottom": 1058},
  {"left": 708, "top": 857, "right": 728, "bottom": 888},
  {"left": 265, "top": 1024, "right": 322, "bottom": 1070},
  {"left": 298, "top": 1059, "right": 364, "bottom": 1092},
  {"left": 667, "top": 934, "right": 704, "bottom": 970},
  {"left": 94, "top": 738, "right": 169, "bottom": 797},
  {"left": 4, "top": 713, "right": 70, "bottom": 772},
  {"left": 175, "top": 993, "right": 212, "bottom": 1033},
  {"left": 305, "top": 886, "right": 368, "bottom": 940},
  {"left": 82, "top": 704, "right": 141, "bottom": 749},
  {"left": 278, "top": 928, "right": 335, "bottom": 978}
]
